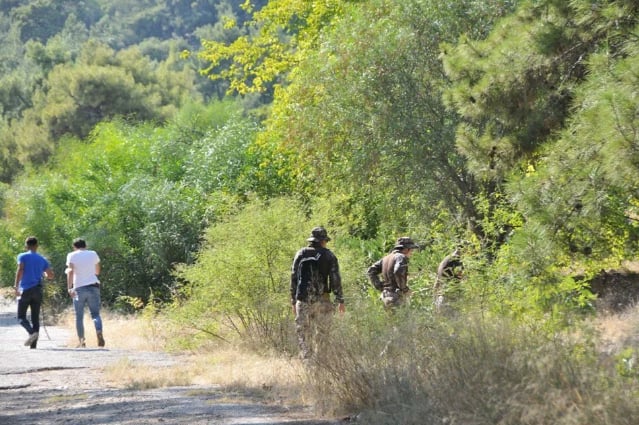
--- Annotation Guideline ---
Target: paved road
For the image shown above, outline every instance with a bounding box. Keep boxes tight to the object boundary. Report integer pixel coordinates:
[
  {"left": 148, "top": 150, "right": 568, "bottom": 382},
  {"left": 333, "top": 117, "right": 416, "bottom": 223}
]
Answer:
[
  {"left": 0, "top": 298, "right": 336, "bottom": 425},
  {"left": 0, "top": 298, "right": 176, "bottom": 389}
]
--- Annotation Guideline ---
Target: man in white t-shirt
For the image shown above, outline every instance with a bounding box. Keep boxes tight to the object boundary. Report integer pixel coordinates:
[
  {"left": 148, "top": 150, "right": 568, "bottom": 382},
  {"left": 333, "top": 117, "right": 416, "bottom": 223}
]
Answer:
[{"left": 66, "top": 238, "right": 104, "bottom": 348}]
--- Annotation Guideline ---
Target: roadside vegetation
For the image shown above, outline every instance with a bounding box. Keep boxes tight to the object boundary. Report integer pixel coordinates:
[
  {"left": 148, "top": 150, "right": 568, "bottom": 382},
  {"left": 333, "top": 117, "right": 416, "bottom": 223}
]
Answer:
[{"left": 2, "top": 1, "right": 639, "bottom": 423}]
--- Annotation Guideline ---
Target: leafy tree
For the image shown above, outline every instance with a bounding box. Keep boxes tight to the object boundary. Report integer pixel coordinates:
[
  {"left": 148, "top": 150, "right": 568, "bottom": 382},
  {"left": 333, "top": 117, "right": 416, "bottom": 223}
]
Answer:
[
  {"left": 9, "top": 0, "right": 101, "bottom": 43},
  {"left": 7, "top": 40, "right": 199, "bottom": 161},
  {"left": 258, "top": 0, "right": 518, "bottom": 239},
  {"left": 196, "top": 0, "right": 349, "bottom": 95},
  {"left": 171, "top": 197, "right": 307, "bottom": 349},
  {"left": 0, "top": 98, "right": 269, "bottom": 306},
  {"left": 435, "top": 0, "right": 639, "bottom": 316},
  {"left": 508, "top": 35, "right": 639, "bottom": 265},
  {"left": 442, "top": 0, "right": 639, "bottom": 182}
]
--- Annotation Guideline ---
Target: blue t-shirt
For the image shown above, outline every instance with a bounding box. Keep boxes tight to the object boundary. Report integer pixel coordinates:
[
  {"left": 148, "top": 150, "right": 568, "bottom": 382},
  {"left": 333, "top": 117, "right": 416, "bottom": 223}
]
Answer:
[{"left": 17, "top": 251, "right": 50, "bottom": 291}]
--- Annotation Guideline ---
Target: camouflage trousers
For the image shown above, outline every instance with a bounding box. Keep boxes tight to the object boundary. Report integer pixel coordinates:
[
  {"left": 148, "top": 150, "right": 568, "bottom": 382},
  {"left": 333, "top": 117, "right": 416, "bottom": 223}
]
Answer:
[
  {"left": 380, "top": 288, "right": 408, "bottom": 309},
  {"left": 294, "top": 299, "right": 334, "bottom": 360}
]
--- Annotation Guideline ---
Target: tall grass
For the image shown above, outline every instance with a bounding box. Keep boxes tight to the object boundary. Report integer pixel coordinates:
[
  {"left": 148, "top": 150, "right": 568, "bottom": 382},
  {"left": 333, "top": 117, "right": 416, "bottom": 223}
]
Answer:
[
  {"left": 47, "top": 294, "right": 639, "bottom": 424},
  {"left": 302, "top": 303, "right": 639, "bottom": 424}
]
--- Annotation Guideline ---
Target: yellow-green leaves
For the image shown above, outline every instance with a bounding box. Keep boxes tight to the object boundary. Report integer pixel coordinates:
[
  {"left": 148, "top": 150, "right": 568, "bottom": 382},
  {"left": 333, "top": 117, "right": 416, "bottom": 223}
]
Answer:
[{"left": 198, "top": 0, "right": 346, "bottom": 94}]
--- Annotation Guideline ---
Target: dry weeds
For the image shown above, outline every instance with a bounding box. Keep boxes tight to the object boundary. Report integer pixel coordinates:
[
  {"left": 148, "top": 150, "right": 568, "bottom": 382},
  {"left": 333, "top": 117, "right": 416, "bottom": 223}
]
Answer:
[{"left": 52, "top": 307, "right": 308, "bottom": 404}]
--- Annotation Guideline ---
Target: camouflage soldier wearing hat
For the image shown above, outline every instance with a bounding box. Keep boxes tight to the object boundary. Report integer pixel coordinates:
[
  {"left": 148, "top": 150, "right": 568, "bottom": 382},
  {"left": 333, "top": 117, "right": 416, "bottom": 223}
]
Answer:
[
  {"left": 367, "top": 237, "right": 419, "bottom": 308},
  {"left": 290, "top": 226, "right": 345, "bottom": 359}
]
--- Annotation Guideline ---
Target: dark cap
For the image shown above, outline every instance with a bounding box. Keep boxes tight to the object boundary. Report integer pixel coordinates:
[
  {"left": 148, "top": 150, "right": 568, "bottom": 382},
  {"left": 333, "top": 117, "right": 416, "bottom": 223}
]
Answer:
[
  {"left": 394, "top": 237, "right": 419, "bottom": 250},
  {"left": 307, "top": 226, "right": 331, "bottom": 242}
]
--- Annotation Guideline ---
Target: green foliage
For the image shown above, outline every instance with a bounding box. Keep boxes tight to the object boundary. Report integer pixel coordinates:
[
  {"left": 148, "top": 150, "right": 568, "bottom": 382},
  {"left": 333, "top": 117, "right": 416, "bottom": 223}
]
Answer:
[
  {"left": 40, "top": 41, "right": 199, "bottom": 141},
  {"left": 435, "top": 0, "right": 639, "bottom": 317},
  {"left": 0, "top": 0, "right": 250, "bottom": 181},
  {"left": 443, "top": 0, "right": 639, "bottom": 182},
  {"left": 501, "top": 19, "right": 639, "bottom": 274},
  {"left": 197, "top": 0, "right": 349, "bottom": 94},
  {"left": 0, "top": 221, "right": 21, "bottom": 287},
  {"left": 182, "top": 115, "right": 261, "bottom": 194},
  {"left": 113, "top": 295, "right": 145, "bottom": 314},
  {"left": 0, "top": 100, "right": 260, "bottom": 306},
  {"left": 615, "top": 347, "right": 639, "bottom": 378},
  {"left": 9, "top": 0, "right": 100, "bottom": 43},
  {"left": 171, "top": 197, "right": 311, "bottom": 350},
  {"left": 260, "top": 0, "right": 517, "bottom": 239}
]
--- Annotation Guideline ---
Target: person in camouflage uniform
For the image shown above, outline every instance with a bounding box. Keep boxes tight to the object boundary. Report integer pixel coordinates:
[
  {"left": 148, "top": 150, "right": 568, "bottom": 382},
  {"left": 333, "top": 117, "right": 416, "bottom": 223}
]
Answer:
[
  {"left": 367, "top": 237, "right": 419, "bottom": 308},
  {"left": 290, "top": 227, "right": 345, "bottom": 360},
  {"left": 434, "top": 246, "right": 464, "bottom": 311}
]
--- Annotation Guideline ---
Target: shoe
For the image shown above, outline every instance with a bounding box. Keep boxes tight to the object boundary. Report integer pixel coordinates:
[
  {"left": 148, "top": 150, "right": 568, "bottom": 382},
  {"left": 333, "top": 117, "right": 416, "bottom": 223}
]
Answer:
[
  {"left": 77, "top": 338, "right": 86, "bottom": 348},
  {"left": 97, "top": 332, "right": 105, "bottom": 347},
  {"left": 30, "top": 337, "right": 38, "bottom": 349},
  {"left": 24, "top": 332, "right": 38, "bottom": 347}
]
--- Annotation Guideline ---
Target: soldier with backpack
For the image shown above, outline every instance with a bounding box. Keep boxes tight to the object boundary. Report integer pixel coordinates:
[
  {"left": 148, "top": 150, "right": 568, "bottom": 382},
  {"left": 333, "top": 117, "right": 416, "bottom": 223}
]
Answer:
[
  {"left": 290, "top": 226, "right": 345, "bottom": 360},
  {"left": 367, "top": 237, "right": 419, "bottom": 308}
]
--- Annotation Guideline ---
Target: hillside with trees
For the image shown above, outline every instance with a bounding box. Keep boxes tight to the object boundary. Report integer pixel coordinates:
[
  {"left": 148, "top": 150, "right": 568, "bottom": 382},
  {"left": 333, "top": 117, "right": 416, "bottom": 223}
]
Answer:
[{"left": 2, "top": 0, "right": 639, "bottom": 424}]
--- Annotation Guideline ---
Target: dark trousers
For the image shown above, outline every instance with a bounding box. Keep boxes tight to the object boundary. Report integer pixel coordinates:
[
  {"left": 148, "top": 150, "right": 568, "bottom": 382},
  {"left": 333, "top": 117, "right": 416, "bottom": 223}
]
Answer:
[{"left": 17, "top": 285, "right": 43, "bottom": 334}]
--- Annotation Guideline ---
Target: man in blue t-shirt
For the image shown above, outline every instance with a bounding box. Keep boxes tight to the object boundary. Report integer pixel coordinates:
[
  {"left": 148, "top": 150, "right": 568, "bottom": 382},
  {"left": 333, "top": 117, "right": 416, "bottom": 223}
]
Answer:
[{"left": 14, "top": 236, "right": 54, "bottom": 348}]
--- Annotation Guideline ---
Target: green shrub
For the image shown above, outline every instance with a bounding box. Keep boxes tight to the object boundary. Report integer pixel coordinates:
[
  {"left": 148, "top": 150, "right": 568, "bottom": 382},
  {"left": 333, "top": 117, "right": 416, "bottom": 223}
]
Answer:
[{"left": 170, "top": 196, "right": 316, "bottom": 351}]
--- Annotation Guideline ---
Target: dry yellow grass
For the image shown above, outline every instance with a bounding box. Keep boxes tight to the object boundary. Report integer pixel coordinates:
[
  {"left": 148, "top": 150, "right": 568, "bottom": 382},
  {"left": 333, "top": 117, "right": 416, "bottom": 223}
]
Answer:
[
  {"left": 102, "top": 348, "right": 305, "bottom": 401},
  {"left": 595, "top": 303, "right": 639, "bottom": 354},
  {"left": 53, "top": 307, "right": 307, "bottom": 401},
  {"left": 0, "top": 287, "right": 14, "bottom": 299},
  {"left": 56, "top": 307, "right": 157, "bottom": 349}
]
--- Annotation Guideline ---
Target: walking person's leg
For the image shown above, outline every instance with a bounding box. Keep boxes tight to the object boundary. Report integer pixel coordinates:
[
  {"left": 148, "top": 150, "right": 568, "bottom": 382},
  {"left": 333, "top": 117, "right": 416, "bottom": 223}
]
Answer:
[
  {"left": 18, "top": 287, "right": 41, "bottom": 347},
  {"left": 73, "top": 288, "right": 87, "bottom": 347},
  {"left": 294, "top": 300, "right": 311, "bottom": 360},
  {"left": 312, "top": 299, "right": 334, "bottom": 358},
  {"left": 28, "top": 286, "right": 43, "bottom": 348},
  {"left": 17, "top": 295, "right": 33, "bottom": 335},
  {"left": 86, "top": 286, "right": 104, "bottom": 347}
]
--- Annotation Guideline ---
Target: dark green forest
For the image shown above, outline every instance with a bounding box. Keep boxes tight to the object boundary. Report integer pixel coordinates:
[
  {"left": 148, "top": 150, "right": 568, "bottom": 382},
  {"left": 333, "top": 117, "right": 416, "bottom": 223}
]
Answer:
[{"left": 3, "top": 1, "right": 639, "bottom": 423}]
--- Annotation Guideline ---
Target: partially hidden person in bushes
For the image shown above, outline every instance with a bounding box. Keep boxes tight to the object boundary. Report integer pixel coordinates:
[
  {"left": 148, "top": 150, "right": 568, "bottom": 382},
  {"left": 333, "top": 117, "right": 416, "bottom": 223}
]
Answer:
[
  {"left": 367, "top": 237, "right": 419, "bottom": 309},
  {"left": 66, "top": 238, "right": 104, "bottom": 348},
  {"left": 14, "top": 236, "right": 54, "bottom": 349},
  {"left": 290, "top": 226, "right": 345, "bottom": 360},
  {"left": 434, "top": 245, "right": 464, "bottom": 312}
]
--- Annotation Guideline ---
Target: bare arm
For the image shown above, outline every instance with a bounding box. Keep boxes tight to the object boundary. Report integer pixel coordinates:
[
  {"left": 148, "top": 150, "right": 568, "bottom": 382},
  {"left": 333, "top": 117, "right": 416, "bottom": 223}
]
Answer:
[
  {"left": 14, "top": 262, "right": 24, "bottom": 295},
  {"left": 44, "top": 267, "right": 54, "bottom": 280},
  {"left": 67, "top": 264, "right": 75, "bottom": 296}
]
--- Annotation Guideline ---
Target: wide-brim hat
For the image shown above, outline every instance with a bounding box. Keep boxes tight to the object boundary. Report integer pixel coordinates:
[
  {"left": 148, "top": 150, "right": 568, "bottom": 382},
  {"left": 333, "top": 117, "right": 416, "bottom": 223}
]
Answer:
[
  {"left": 307, "top": 226, "right": 331, "bottom": 242},
  {"left": 394, "top": 236, "right": 419, "bottom": 250}
]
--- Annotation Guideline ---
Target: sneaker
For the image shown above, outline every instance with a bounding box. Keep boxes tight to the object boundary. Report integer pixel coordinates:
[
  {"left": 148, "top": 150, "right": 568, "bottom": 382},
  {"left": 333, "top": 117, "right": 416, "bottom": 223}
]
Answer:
[
  {"left": 24, "top": 332, "right": 38, "bottom": 347},
  {"left": 97, "top": 332, "right": 105, "bottom": 347},
  {"left": 29, "top": 337, "right": 38, "bottom": 349},
  {"left": 77, "top": 338, "right": 86, "bottom": 348}
]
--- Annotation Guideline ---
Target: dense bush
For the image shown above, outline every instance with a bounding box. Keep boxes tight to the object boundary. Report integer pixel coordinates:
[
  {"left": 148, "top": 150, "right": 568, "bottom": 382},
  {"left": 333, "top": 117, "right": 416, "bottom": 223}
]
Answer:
[{"left": 0, "top": 100, "right": 259, "bottom": 309}]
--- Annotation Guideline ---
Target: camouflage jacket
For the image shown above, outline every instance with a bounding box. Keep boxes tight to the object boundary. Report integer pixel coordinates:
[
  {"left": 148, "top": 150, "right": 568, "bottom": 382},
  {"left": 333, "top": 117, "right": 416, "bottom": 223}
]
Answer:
[
  {"left": 290, "top": 245, "right": 344, "bottom": 304},
  {"left": 437, "top": 254, "right": 463, "bottom": 281},
  {"left": 367, "top": 249, "right": 411, "bottom": 293}
]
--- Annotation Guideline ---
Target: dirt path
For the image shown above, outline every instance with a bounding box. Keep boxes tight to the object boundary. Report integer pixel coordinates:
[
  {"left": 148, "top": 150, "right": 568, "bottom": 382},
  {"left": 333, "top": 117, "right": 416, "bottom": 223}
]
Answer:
[{"left": 0, "top": 298, "right": 336, "bottom": 425}]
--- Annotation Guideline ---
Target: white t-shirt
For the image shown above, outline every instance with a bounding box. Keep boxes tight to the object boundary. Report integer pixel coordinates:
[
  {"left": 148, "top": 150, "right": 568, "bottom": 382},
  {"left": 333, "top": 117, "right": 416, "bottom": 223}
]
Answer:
[{"left": 66, "top": 249, "right": 100, "bottom": 288}]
